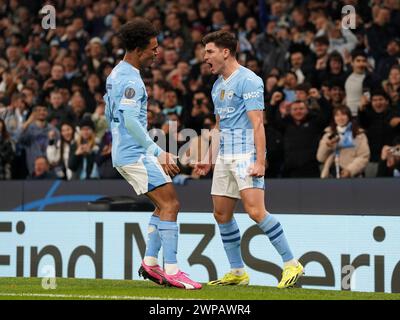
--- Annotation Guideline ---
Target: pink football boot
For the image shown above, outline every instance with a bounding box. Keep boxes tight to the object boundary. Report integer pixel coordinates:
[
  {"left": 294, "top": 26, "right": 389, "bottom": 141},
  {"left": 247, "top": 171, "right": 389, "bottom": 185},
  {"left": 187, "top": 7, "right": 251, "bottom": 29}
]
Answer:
[
  {"left": 138, "top": 261, "right": 167, "bottom": 285},
  {"left": 164, "top": 270, "right": 202, "bottom": 290}
]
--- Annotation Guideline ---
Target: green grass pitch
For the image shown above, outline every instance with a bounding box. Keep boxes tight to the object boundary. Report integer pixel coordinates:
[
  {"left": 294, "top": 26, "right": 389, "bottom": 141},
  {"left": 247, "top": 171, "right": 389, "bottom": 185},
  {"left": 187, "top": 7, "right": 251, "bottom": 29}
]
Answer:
[{"left": 0, "top": 277, "right": 399, "bottom": 300}]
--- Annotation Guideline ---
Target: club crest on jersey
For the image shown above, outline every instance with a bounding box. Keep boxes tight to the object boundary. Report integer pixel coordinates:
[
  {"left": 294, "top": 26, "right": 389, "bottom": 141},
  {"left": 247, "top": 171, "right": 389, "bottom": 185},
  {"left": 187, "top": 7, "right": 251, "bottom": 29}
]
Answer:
[
  {"left": 220, "top": 90, "right": 225, "bottom": 100},
  {"left": 124, "top": 87, "right": 136, "bottom": 99},
  {"left": 226, "top": 90, "right": 234, "bottom": 99}
]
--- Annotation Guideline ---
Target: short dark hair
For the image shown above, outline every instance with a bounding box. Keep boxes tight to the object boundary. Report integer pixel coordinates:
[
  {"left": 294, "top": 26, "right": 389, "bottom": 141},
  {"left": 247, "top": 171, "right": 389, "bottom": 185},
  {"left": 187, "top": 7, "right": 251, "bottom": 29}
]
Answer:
[
  {"left": 22, "top": 86, "right": 35, "bottom": 94},
  {"left": 33, "top": 105, "right": 48, "bottom": 111},
  {"left": 292, "top": 100, "right": 307, "bottom": 106},
  {"left": 286, "top": 70, "right": 298, "bottom": 79},
  {"left": 351, "top": 49, "right": 367, "bottom": 61},
  {"left": 11, "top": 92, "right": 25, "bottom": 102},
  {"left": 154, "top": 80, "right": 172, "bottom": 91},
  {"left": 202, "top": 30, "right": 237, "bottom": 56},
  {"left": 295, "top": 83, "right": 311, "bottom": 92},
  {"left": 314, "top": 35, "right": 329, "bottom": 46},
  {"left": 117, "top": 18, "right": 158, "bottom": 52},
  {"left": 371, "top": 88, "right": 390, "bottom": 101},
  {"left": 328, "top": 79, "right": 345, "bottom": 90}
]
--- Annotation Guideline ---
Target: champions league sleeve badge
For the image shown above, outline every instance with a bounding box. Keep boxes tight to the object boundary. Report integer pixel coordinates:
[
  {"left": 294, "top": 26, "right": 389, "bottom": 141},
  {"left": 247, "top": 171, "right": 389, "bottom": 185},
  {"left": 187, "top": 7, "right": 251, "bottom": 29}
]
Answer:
[{"left": 124, "top": 87, "right": 136, "bottom": 99}]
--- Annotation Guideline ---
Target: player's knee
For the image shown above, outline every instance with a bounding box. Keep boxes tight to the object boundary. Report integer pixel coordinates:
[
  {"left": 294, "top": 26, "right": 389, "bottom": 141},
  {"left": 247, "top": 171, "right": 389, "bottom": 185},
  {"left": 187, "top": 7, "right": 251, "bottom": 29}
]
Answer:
[
  {"left": 213, "top": 211, "right": 223, "bottom": 220},
  {"left": 245, "top": 206, "right": 264, "bottom": 223},
  {"left": 163, "top": 199, "right": 180, "bottom": 214},
  {"left": 213, "top": 211, "right": 229, "bottom": 224},
  {"left": 172, "top": 199, "right": 181, "bottom": 213}
]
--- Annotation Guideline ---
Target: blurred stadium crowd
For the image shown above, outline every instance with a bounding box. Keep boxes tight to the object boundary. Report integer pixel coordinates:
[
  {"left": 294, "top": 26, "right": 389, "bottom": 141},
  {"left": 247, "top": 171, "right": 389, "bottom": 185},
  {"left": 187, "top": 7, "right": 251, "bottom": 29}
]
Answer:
[{"left": 0, "top": 0, "right": 400, "bottom": 181}]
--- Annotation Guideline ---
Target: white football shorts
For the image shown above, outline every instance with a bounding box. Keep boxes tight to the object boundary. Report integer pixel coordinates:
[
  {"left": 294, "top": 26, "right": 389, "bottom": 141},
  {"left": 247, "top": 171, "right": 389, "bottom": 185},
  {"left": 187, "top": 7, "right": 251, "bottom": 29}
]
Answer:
[
  {"left": 211, "top": 153, "right": 265, "bottom": 199},
  {"left": 116, "top": 155, "right": 172, "bottom": 195}
]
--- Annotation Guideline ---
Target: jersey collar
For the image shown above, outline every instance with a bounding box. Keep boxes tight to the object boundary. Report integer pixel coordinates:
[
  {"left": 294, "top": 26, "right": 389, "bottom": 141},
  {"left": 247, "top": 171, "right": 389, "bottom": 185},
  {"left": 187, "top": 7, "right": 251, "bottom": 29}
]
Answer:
[
  {"left": 121, "top": 60, "right": 140, "bottom": 74},
  {"left": 221, "top": 66, "right": 240, "bottom": 85}
]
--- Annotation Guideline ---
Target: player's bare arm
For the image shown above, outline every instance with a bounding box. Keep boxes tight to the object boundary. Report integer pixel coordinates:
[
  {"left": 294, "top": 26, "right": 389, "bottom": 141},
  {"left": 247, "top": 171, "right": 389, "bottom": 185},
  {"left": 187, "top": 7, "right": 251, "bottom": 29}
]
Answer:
[
  {"left": 194, "top": 115, "right": 220, "bottom": 176},
  {"left": 247, "top": 110, "right": 266, "bottom": 177}
]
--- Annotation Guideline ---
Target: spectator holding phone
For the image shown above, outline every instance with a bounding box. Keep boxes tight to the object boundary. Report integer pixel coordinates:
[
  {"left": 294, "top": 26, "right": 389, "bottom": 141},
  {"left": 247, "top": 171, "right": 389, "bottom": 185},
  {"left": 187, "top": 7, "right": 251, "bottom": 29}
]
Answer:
[
  {"left": 68, "top": 118, "right": 99, "bottom": 180},
  {"left": 378, "top": 136, "right": 400, "bottom": 177},
  {"left": 184, "top": 90, "right": 211, "bottom": 134},
  {"left": 0, "top": 92, "right": 28, "bottom": 143},
  {"left": 19, "top": 105, "right": 59, "bottom": 175},
  {"left": 317, "top": 105, "right": 370, "bottom": 178},
  {"left": 41, "top": 63, "right": 69, "bottom": 99},
  {"left": 46, "top": 122, "right": 75, "bottom": 180},
  {"left": 345, "top": 50, "right": 380, "bottom": 117}
]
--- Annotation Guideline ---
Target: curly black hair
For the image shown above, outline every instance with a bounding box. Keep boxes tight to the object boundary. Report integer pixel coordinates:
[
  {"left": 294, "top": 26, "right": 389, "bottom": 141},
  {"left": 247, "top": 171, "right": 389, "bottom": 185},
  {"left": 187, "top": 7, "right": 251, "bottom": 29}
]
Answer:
[{"left": 117, "top": 18, "right": 158, "bottom": 52}]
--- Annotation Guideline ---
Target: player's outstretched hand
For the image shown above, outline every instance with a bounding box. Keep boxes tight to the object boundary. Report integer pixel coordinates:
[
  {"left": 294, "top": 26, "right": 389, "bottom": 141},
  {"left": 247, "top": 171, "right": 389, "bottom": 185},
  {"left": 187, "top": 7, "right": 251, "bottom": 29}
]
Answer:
[
  {"left": 248, "top": 162, "right": 265, "bottom": 178},
  {"left": 194, "top": 163, "right": 212, "bottom": 176},
  {"left": 158, "top": 152, "right": 180, "bottom": 177}
]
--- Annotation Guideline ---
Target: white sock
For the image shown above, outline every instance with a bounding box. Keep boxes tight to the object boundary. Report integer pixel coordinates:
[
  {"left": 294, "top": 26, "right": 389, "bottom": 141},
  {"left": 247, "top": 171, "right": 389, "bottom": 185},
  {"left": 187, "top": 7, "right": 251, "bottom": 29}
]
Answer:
[
  {"left": 165, "top": 263, "right": 179, "bottom": 275},
  {"left": 231, "top": 268, "right": 245, "bottom": 276},
  {"left": 143, "top": 256, "right": 158, "bottom": 266},
  {"left": 284, "top": 259, "right": 299, "bottom": 268}
]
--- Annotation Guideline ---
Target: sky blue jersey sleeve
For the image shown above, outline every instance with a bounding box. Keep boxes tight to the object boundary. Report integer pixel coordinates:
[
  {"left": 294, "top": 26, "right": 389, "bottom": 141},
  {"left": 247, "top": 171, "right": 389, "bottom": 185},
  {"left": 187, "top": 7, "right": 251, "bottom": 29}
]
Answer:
[
  {"left": 242, "top": 77, "right": 265, "bottom": 112},
  {"left": 122, "top": 109, "right": 163, "bottom": 157},
  {"left": 103, "top": 93, "right": 112, "bottom": 128},
  {"left": 118, "top": 80, "right": 143, "bottom": 114},
  {"left": 118, "top": 81, "right": 163, "bottom": 157}
]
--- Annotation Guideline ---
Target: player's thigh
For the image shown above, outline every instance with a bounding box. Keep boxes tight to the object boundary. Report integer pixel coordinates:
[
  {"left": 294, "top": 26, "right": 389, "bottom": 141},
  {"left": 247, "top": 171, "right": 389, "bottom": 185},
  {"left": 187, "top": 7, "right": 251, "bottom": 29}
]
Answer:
[
  {"left": 211, "top": 158, "right": 241, "bottom": 199},
  {"left": 212, "top": 195, "right": 237, "bottom": 224},
  {"left": 146, "top": 182, "right": 180, "bottom": 220},
  {"left": 240, "top": 188, "right": 266, "bottom": 223}
]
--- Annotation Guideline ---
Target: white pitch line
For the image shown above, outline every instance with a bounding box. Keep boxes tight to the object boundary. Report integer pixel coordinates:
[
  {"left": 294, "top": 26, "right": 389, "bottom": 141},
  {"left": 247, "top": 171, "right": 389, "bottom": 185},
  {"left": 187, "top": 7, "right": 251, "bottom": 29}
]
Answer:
[{"left": 0, "top": 292, "right": 199, "bottom": 300}]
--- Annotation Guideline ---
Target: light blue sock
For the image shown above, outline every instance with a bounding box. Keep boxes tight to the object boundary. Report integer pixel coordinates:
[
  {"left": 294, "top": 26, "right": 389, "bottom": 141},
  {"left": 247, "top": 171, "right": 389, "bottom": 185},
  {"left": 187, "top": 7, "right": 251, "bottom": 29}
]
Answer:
[
  {"left": 218, "top": 219, "right": 244, "bottom": 269},
  {"left": 144, "top": 215, "right": 162, "bottom": 258},
  {"left": 158, "top": 220, "right": 178, "bottom": 264},
  {"left": 258, "top": 214, "right": 294, "bottom": 262}
]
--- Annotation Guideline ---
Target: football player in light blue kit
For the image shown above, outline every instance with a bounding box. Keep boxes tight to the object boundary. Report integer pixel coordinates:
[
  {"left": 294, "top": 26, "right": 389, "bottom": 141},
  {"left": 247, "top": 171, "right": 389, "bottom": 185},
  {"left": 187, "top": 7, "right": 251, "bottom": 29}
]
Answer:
[
  {"left": 195, "top": 30, "right": 304, "bottom": 288},
  {"left": 104, "top": 18, "right": 201, "bottom": 290}
]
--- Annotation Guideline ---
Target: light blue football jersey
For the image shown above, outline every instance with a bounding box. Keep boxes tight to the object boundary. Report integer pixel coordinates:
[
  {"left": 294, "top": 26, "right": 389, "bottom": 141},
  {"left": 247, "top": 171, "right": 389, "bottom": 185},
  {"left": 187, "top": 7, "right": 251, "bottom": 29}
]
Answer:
[
  {"left": 104, "top": 60, "right": 149, "bottom": 167},
  {"left": 211, "top": 66, "right": 265, "bottom": 156}
]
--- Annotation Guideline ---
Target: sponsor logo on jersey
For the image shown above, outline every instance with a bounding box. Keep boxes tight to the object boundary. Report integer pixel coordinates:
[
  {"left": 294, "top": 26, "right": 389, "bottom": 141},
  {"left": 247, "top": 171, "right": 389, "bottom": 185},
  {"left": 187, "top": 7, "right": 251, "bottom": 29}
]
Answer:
[
  {"left": 216, "top": 107, "right": 235, "bottom": 114},
  {"left": 243, "top": 91, "right": 261, "bottom": 100}
]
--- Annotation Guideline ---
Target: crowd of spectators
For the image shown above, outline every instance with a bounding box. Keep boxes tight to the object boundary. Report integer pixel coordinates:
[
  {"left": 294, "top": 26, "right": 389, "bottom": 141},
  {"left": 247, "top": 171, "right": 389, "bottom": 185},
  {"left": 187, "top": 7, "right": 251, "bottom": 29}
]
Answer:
[{"left": 0, "top": 0, "right": 400, "bottom": 181}]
